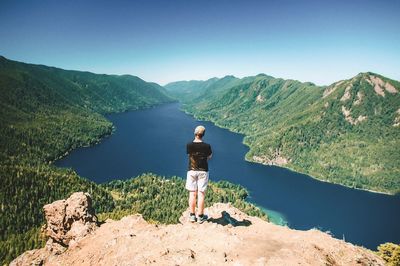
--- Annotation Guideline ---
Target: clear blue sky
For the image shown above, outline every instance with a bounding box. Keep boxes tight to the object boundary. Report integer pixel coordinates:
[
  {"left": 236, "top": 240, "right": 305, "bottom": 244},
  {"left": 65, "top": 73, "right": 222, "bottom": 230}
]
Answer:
[{"left": 1, "top": 0, "right": 399, "bottom": 85}]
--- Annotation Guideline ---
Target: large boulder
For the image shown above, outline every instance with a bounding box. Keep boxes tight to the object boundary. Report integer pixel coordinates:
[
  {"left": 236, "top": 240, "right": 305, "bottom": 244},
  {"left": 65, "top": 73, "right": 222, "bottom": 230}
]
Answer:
[
  {"left": 11, "top": 192, "right": 98, "bottom": 266},
  {"left": 43, "top": 192, "right": 97, "bottom": 247}
]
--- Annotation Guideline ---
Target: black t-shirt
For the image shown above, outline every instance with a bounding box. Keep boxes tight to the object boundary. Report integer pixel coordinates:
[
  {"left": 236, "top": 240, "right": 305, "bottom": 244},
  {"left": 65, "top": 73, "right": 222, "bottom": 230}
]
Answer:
[{"left": 187, "top": 141, "right": 212, "bottom": 171}]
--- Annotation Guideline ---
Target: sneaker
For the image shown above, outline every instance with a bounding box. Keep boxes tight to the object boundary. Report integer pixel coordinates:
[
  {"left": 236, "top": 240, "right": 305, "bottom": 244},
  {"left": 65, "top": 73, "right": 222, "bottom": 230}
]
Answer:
[
  {"left": 197, "top": 214, "right": 208, "bottom": 224},
  {"left": 189, "top": 213, "right": 197, "bottom": 223}
]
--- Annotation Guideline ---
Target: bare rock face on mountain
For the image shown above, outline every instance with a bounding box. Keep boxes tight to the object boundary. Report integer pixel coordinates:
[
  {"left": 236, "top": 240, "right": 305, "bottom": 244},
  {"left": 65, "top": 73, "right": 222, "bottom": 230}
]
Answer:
[
  {"left": 11, "top": 192, "right": 98, "bottom": 266},
  {"left": 12, "top": 193, "right": 384, "bottom": 266}
]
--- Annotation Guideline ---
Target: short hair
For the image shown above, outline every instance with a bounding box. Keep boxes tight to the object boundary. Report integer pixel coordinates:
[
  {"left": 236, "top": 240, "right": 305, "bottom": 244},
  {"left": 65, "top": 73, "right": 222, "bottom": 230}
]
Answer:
[{"left": 194, "top": 125, "right": 206, "bottom": 136}]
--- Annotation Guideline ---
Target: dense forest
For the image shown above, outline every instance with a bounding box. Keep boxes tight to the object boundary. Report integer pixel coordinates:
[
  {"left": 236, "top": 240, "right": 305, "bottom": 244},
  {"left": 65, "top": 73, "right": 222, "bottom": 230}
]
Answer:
[
  {"left": 2, "top": 55, "right": 398, "bottom": 264},
  {"left": 98, "top": 173, "right": 266, "bottom": 224},
  {"left": 0, "top": 56, "right": 267, "bottom": 264},
  {"left": 0, "top": 170, "right": 265, "bottom": 264},
  {"left": 166, "top": 73, "right": 400, "bottom": 194},
  {"left": 0, "top": 56, "right": 169, "bottom": 264}
]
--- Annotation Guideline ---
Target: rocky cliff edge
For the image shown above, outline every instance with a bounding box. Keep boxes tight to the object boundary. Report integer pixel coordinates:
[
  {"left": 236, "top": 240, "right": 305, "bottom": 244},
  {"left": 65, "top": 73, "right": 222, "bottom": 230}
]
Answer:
[{"left": 11, "top": 192, "right": 383, "bottom": 266}]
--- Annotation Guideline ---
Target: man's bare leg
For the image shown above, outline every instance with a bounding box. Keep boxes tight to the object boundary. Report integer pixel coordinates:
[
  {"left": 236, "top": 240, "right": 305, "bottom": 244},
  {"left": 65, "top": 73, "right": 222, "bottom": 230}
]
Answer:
[
  {"left": 197, "top": 191, "right": 205, "bottom": 215},
  {"left": 189, "top": 191, "right": 197, "bottom": 214}
]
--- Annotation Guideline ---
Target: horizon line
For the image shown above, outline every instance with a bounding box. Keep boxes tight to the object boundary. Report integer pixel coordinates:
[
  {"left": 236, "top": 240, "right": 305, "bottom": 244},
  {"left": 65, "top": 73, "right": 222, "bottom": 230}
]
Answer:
[{"left": 1, "top": 54, "right": 397, "bottom": 87}]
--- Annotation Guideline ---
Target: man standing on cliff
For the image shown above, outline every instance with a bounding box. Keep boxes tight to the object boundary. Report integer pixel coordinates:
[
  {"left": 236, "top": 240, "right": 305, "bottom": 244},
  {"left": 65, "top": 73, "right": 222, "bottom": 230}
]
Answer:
[{"left": 186, "top": 125, "right": 212, "bottom": 223}]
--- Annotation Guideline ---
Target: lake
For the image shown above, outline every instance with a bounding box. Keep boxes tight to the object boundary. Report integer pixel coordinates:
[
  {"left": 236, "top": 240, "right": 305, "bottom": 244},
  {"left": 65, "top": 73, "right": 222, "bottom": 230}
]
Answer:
[{"left": 55, "top": 103, "right": 400, "bottom": 249}]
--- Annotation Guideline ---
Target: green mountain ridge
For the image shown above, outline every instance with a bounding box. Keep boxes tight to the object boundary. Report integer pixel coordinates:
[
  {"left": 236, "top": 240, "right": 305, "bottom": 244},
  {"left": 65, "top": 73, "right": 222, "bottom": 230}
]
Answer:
[
  {"left": 165, "top": 72, "right": 400, "bottom": 194},
  {"left": 1, "top": 55, "right": 398, "bottom": 263},
  {"left": 0, "top": 56, "right": 171, "bottom": 262},
  {"left": 0, "top": 56, "right": 267, "bottom": 264}
]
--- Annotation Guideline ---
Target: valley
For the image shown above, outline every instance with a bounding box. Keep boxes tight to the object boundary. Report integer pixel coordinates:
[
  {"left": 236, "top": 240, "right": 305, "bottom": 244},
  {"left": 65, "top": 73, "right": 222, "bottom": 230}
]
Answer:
[
  {"left": 166, "top": 73, "right": 400, "bottom": 194},
  {"left": 1, "top": 56, "right": 399, "bottom": 264}
]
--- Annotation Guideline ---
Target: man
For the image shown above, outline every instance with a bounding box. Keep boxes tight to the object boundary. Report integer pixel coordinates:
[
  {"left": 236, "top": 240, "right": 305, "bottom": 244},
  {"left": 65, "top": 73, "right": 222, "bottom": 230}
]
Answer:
[{"left": 186, "top": 125, "right": 212, "bottom": 223}]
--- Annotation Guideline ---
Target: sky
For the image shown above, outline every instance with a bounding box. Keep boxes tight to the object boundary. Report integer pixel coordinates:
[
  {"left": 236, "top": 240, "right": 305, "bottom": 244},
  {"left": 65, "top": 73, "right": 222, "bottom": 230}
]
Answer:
[{"left": 0, "top": 0, "right": 399, "bottom": 85}]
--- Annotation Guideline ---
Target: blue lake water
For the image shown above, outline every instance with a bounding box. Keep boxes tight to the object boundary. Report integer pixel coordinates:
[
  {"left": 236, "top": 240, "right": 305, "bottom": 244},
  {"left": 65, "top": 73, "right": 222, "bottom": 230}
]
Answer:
[{"left": 55, "top": 103, "right": 400, "bottom": 249}]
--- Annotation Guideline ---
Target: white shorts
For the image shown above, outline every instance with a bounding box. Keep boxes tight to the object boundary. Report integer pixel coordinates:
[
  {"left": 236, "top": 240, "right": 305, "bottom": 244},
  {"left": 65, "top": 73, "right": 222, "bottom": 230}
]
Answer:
[{"left": 185, "top": 170, "right": 209, "bottom": 192}]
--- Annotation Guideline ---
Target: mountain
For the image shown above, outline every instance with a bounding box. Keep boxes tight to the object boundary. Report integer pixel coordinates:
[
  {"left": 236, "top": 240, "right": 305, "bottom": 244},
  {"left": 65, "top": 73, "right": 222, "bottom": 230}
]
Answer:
[
  {"left": 0, "top": 56, "right": 174, "bottom": 263},
  {"left": 0, "top": 56, "right": 267, "bottom": 264},
  {"left": 0, "top": 55, "right": 171, "bottom": 115},
  {"left": 165, "top": 76, "right": 236, "bottom": 102},
  {"left": 165, "top": 73, "right": 400, "bottom": 194},
  {"left": 0, "top": 55, "right": 175, "bottom": 161},
  {"left": 1, "top": 55, "right": 398, "bottom": 263},
  {"left": 12, "top": 193, "right": 384, "bottom": 265}
]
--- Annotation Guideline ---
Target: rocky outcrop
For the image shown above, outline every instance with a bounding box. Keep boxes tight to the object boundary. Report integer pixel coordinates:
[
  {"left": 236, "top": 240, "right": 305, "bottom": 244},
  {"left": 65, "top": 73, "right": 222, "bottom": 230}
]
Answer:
[
  {"left": 44, "top": 191, "right": 97, "bottom": 248},
  {"left": 394, "top": 109, "right": 400, "bottom": 127},
  {"left": 12, "top": 193, "right": 384, "bottom": 266},
  {"left": 341, "top": 106, "right": 368, "bottom": 125},
  {"left": 323, "top": 80, "right": 345, "bottom": 98},
  {"left": 367, "top": 75, "right": 398, "bottom": 97},
  {"left": 252, "top": 148, "right": 290, "bottom": 166},
  {"left": 11, "top": 192, "right": 98, "bottom": 266}
]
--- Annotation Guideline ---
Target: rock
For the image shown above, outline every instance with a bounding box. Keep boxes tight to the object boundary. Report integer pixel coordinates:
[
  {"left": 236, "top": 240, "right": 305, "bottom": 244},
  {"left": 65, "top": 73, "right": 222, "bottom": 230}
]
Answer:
[
  {"left": 9, "top": 249, "right": 48, "bottom": 266},
  {"left": 65, "top": 192, "right": 95, "bottom": 222},
  {"left": 42, "top": 199, "right": 67, "bottom": 244},
  {"left": 43, "top": 192, "right": 97, "bottom": 247},
  {"left": 44, "top": 238, "right": 67, "bottom": 255},
  {"left": 13, "top": 199, "right": 384, "bottom": 266},
  {"left": 11, "top": 192, "right": 98, "bottom": 266}
]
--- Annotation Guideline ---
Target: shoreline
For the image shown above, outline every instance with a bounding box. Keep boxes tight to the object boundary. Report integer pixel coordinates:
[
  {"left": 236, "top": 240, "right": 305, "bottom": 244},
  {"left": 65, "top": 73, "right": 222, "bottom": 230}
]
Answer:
[
  {"left": 49, "top": 102, "right": 399, "bottom": 250},
  {"left": 50, "top": 102, "right": 175, "bottom": 165},
  {"left": 49, "top": 101, "right": 275, "bottom": 226},
  {"left": 53, "top": 102, "right": 395, "bottom": 196},
  {"left": 179, "top": 105, "right": 395, "bottom": 196},
  {"left": 49, "top": 127, "right": 115, "bottom": 164},
  {"left": 244, "top": 157, "right": 393, "bottom": 196}
]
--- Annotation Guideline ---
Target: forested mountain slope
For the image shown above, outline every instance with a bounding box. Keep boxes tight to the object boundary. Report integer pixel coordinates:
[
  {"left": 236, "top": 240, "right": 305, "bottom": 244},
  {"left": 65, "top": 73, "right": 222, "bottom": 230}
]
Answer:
[
  {"left": 165, "top": 73, "right": 400, "bottom": 194},
  {"left": 0, "top": 55, "right": 172, "bottom": 163},
  {"left": 0, "top": 56, "right": 175, "bottom": 263},
  {"left": 0, "top": 56, "right": 266, "bottom": 264}
]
